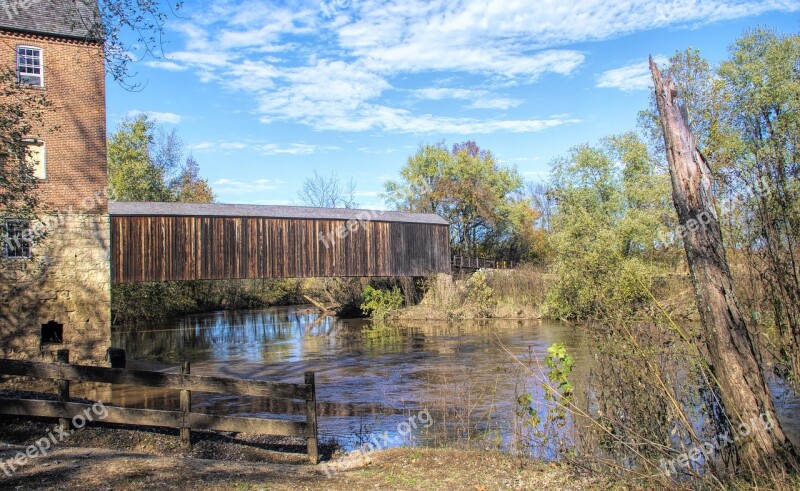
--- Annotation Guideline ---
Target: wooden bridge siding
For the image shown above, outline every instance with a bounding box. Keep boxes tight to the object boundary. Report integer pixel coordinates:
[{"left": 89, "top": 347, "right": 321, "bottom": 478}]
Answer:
[{"left": 111, "top": 216, "right": 450, "bottom": 283}]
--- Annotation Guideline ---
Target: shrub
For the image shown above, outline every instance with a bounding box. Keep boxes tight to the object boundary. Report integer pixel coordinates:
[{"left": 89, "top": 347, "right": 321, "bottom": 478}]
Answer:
[
  {"left": 464, "top": 271, "right": 497, "bottom": 318},
  {"left": 360, "top": 285, "right": 404, "bottom": 320}
]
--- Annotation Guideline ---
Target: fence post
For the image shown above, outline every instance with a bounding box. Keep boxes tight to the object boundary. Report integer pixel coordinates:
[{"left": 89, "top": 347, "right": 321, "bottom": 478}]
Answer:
[
  {"left": 55, "top": 349, "right": 70, "bottom": 430},
  {"left": 180, "top": 361, "right": 192, "bottom": 450},
  {"left": 304, "top": 371, "right": 319, "bottom": 464}
]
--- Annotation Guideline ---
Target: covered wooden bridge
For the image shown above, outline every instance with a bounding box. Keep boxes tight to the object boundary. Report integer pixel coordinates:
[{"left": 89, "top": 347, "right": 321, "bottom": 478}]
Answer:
[{"left": 109, "top": 203, "right": 451, "bottom": 284}]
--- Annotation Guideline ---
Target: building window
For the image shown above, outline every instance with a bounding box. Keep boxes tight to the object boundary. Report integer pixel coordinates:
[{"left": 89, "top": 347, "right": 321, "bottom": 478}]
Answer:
[
  {"left": 3, "top": 218, "right": 32, "bottom": 259},
  {"left": 17, "top": 46, "right": 43, "bottom": 86},
  {"left": 21, "top": 139, "right": 46, "bottom": 179}
]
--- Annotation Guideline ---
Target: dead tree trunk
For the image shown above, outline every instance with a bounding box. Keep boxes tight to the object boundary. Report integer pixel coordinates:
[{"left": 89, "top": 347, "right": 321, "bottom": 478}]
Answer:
[{"left": 650, "top": 59, "right": 799, "bottom": 477}]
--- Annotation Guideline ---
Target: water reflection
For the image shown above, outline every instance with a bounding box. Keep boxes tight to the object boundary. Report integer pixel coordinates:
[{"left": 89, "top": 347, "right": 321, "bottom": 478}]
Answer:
[{"left": 68, "top": 306, "right": 798, "bottom": 454}]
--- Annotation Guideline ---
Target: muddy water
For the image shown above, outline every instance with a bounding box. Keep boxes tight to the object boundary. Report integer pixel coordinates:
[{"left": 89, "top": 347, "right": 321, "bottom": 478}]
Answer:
[{"left": 72, "top": 305, "right": 799, "bottom": 451}]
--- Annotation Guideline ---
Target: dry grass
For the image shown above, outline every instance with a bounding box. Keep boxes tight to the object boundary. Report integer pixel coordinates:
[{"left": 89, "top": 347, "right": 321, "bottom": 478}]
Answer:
[
  {"left": 0, "top": 444, "right": 621, "bottom": 490},
  {"left": 400, "top": 266, "right": 548, "bottom": 321}
]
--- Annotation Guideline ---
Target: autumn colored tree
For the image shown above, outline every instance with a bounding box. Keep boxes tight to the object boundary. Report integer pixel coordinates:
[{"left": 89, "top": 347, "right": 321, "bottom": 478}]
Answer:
[{"left": 384, "top": 140, "right": 534, "bottom": 260}]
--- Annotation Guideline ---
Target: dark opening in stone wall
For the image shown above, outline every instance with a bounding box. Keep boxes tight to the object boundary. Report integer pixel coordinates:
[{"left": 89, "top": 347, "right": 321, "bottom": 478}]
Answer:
[{"left": 41, "top": 321, "right": 63, "bottom": 344}]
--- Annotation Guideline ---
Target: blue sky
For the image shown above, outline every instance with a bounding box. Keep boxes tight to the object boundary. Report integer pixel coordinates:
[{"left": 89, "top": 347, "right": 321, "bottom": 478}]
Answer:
[{"left": 106, "top": 1, "right": 800, "bottom": 209}]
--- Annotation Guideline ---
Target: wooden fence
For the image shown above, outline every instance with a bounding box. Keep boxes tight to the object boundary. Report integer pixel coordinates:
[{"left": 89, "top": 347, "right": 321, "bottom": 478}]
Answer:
[
  {"left": 0, "top": 350, "right": 319, "bottom": 464},
  {"left": 451, "top": 255, "right": 516, "bottom": 271}
]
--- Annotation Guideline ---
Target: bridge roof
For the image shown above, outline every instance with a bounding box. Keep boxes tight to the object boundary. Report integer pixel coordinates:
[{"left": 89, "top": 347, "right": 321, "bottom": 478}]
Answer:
[
  {"left": 0, "top": 0, "right": 101, "bottom": 41},
  {"left": 108, "top": 202, "right": 449, "bottom": 226}
]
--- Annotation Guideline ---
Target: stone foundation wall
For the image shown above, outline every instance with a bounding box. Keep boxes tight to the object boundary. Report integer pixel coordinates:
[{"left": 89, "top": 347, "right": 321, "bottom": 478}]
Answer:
[{"left": 0, "top": 213, "right": 111, "bottom": 366}]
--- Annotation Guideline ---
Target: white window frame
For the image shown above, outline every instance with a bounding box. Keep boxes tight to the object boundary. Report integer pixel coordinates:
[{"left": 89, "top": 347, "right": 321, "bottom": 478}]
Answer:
[
  {"left": 3, "top": 218, "right": 33, "bottom": 259},
  {"left": 21, "top": 139, "right": 46, "bottom": 180},
  {"left": 16, "top": 45, "right": 43, "bottom": 87}
]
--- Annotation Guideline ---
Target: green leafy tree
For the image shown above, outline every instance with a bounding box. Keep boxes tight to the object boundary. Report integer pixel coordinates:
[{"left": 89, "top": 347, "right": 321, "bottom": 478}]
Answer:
[
  {"left": 649, "top": 30, "right": 800, "bottom": 381},
  {"left": 0, "top": 68, "right": 49, "bottom": 219},
  {"left": 716, "top": 28, "right": 800, "bottom": 377},
  {"left": 545, "top": 133, "right": 672, "bottom": 319},
  {"left": 384, "top": 141, "right": 450, "bottom": 214},
  {"left": 107, "top": 114, "right": 214, "bottom": 203},
  {"left": 384, "top": 140, "right": 528, "bottom": 259},
  {"left": 108, "top": 115, "right": 172, "bottom": 202},
  {"left": 360, "top": 285, "right": 404, "bottom": 320}
]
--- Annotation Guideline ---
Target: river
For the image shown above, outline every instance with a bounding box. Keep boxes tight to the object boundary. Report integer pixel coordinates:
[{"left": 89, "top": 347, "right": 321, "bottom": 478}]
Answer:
[{"left": 72, "top": 305, "right": 800, "bottom": 455}]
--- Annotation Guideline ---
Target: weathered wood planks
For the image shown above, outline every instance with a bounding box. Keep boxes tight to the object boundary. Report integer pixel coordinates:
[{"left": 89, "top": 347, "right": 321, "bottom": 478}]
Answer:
[
  {"left": 0, "top": 359, "right": 310, "bottom": 400},
  {"left": 0, "top": 399, "right": 309, "bottom": 438},
  {"left": 110, "top": 215, "right": 451, "bottom": 283},
  {"left": 0, "top": 356, "right": 319, "bottom": 462}
]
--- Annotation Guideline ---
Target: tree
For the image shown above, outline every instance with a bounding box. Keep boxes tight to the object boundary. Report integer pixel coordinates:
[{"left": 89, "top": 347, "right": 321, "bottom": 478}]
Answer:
[
  {"left": 153, "top": 126, "right": 184, "bottom": 181},
  {"left": 545, "top": 133, "right": 672, "bottom": 319},
  {"left": 526, "top": 181, "right": 555, "bottom": 232},
  {"left": 173, "top": 156, "right": 215, "bottom": 203},
  {"left": 0, "top": 68, "right": 49, "bottom": 219},
  {"left": 647, "top": 31, "right": 800, "bottom": 384},
  {"left": 107, "top": 114, "right": 213, "bottom": 203},
  {"left": 108, "top": 115, "right": 171, "bottom": 202},
  {"left": 651, "top": 58, "right": 799, "bottom": 478},
  {"left": 499, "top": 193, "right": 548, "bottom": 263},
  {"left": 298, "top": 170, "right": 357, "bottom": 208},
  {"left": 384, "top": 140, "right": 524, "bottom": 258},
  {"left": 716, "top": 28, "right": 800, "bottom": 381},
  {"left": 71, "top": 0, "right": 184, "bottom": 87},
  {"left": 384, "top": 142, "right": 449, "bottom": 214}
]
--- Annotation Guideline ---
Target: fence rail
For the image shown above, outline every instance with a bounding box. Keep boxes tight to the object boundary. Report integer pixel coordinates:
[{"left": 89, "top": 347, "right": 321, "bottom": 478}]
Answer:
[
  {"left": 0, "top": 350, "right": 319, "bottom": 464},
  {"left": 451, "top": 255, "right": 516, "bottom": 271}
]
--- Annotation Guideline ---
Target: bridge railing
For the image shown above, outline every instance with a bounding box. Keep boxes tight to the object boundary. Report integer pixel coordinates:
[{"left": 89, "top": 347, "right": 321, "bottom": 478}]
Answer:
[{"left": 451, "top": 255, "right": 516, "bottom": 270}]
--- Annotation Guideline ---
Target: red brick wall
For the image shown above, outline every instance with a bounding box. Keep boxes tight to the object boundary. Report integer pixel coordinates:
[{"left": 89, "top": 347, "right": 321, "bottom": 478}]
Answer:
[{"left": 1, "top": 29, "right": 108, "bottom": 213}]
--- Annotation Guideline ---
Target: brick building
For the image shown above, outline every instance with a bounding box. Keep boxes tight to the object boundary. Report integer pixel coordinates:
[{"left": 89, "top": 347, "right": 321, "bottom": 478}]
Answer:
[{"left": 0, "top": 0, "right": 111, "bottom": 365}]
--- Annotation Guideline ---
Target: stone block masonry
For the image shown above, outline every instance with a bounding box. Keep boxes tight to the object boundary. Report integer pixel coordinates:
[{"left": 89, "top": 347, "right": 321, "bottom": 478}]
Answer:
[{"left": 0, "top": 213, "right": 111, "bottom": 366}]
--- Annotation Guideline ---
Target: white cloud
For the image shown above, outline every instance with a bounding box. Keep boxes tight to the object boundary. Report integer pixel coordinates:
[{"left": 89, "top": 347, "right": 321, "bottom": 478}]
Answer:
[
  {"left": 152, "top": 0, "right": 799, "bottom": 134},
  {"left": 189, "top": 140, "right": 318, "bottom": 155},
  {"left": 358, "top": 147, "right": 397, "bottom": 154},
  {"left": 126, "top": 110, "right": 183, "bottom": 124},
  {"left": 258, "top": 143, "right": 316, "bottom": 155},
  {"left": 189, "top": 141, "right": 215, "bottom": 151},
  {"left": 213, "top": 178, "right": 277, "bottom": 194},
  {"left": 414, "top": 88, "right": 523, "bottom": 110},
  {"left": 596, "top": 55, "right": 669, "bottom": 92},
  {"left": 337, "top": 0, "right": 798, "bottom": 58},
  {"left": 170, "top": 51, "right": 229, "bottom": 67},
  {"left": 414, "top": 88, "right": 478, "bottom": 100},
  {"left": 468, "top": 98, "right": 523, "bottom": 110},
  {"left": 144, "top": 60, "right": 188, "bottom": 71}
]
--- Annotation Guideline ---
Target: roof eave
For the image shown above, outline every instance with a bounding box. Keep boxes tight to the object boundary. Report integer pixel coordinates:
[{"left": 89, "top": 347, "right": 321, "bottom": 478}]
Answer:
[{"left": 0, "top": 25, "right": 103, "bottom": 42}]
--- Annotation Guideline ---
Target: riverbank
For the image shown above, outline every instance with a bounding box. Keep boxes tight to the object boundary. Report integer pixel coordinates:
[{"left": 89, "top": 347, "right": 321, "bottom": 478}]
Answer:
[
  {"left": 397, "top": 269, "right": 544, "bottom": 321},
  {"left": 395, "top": 266, "right": 698, "bottom": 322},
  {"left": 0, "top": 441, "right": 615, "bottom": 490},
  {"left": 0, "top": 416, "right": 612, "bottom": 490},
  {"left": 3, "top": 418, "right": 800, "bottom": 490}
]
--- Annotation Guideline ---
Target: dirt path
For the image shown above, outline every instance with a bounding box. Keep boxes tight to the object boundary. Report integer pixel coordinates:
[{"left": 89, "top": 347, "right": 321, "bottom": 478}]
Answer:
[{"left": 0, "top": 444, "right": 616, "bottom": 490}]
